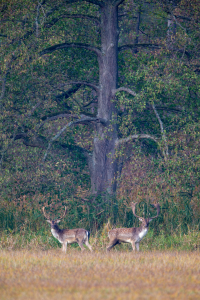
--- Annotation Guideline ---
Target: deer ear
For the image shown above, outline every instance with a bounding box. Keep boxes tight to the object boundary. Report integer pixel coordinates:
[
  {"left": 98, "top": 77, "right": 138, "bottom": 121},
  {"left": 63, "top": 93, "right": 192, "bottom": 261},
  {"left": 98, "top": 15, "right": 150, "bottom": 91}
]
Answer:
[
  {"left": 149, "top": 218, "right": 153, "bottom": 222},
  {"left": 46, "top": 220, "right": 51, "bottom": 224},
  {"left": 139, "top": 218, "right": 143, "bottom": 222},
  {"left": 56, "top": 220, "right": 60, "bottom": 224}
]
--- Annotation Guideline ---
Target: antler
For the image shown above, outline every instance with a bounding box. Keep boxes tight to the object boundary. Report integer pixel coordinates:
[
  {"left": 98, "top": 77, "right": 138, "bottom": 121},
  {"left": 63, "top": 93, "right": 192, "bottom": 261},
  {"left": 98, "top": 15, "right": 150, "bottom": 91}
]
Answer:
[
  {"left": 42, "top": 206, "right": 67, "bottom": 221},
  {"left": 130, "top": 202, "right": 142, "bottom": 218},
  {"left": 131, "top": 202, "right": 160, "bottom": 219},
  {"left": 56, "top": 206, "right": 67, "bottom": 221},
  {"left": 150, "top": 203, "right": 160, "bottom": 219},
  {"left": 42, "top": 206, "right": 51, "bottom": 220}
]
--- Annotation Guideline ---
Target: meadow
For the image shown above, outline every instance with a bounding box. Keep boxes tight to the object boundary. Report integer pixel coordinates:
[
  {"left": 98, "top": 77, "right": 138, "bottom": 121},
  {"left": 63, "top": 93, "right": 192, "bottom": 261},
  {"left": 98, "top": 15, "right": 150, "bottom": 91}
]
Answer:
[
  {"left": 0, "top": 231, "right": 200, "bottom": 300},
  {"left": 0, "top": 250, "right": 199, "bottom": 300},
  {"left": 0, "top": 207, "right": 199, "bottom": 300}
]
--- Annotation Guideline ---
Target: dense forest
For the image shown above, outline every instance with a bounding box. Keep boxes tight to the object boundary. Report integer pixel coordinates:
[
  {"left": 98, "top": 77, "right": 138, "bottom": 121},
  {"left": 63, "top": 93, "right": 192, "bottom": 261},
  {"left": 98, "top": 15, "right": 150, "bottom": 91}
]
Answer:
[{"left": 0, "top": 0, "right": 199, "bottom": 237}]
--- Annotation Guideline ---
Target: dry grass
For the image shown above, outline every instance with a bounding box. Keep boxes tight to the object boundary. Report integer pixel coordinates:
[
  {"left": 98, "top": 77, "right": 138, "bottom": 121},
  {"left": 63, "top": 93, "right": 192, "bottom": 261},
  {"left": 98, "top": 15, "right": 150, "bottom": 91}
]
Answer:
[{"left": 0, "top": 249, "right": 199, "bottom": 300}]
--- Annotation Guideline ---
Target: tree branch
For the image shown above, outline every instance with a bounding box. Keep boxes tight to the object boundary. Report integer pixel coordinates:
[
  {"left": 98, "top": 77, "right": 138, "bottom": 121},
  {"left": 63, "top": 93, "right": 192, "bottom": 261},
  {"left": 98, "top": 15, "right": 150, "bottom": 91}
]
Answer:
[
  {"left": 14, "top": 132, "right": 89, "bottom": 163},
  {"left": 83, "top": 99, "right": 95, "bottom": 108},
  {"left": 42, "top": 115, "right": 107, "bottom": 162},
  {"left": 62, "top": 81, "right": 99, "bottom": 92},
  {"left": 40, "top": 42, "right": 102, "bottom": 58},
  {"left": 146, "top": 104, "right": 183, "bottom": 113},
  {"left": 26, "top": 101, "right": 42, "bottom": 117},
  {"left": 35, "top": 1, "right": 46, "bottom": 37},
  {"left": 55, "top": 84, "right": 81, "bottom": 108},
  {"left": 119, "top": 44, "right": 160, "bottom": 52},
  {"left": 41, "top": 113, "right": 76, "bottom": 122},
  {"left": 152, "top": 104, "right": 169, "bottom": 160},
  {"left": 112, "top": 87, "right": 137, "bottom": 97},
  {"left": 41, "top": 111, "right": 98, "bottom": 123},
  {"left": 115, "top": 134, "right": 158, "bottom": 147},
  {"left": 0, "top": 76, "right": 6, "bottom": 102},
  {"left": 112, "top": 0, "right": 125, "bottom": 6},
  {"left": 132, "top": 10, "right": 141, "bottom": 54},
  {"left": 14, "top": 134, "right": 46, "bottom": 149},
  {"left": 84, "top": 0, "right": 105, "bottom": 7},
  {"left": 45, "top": 14, "right": 100, "bottom": 28}
]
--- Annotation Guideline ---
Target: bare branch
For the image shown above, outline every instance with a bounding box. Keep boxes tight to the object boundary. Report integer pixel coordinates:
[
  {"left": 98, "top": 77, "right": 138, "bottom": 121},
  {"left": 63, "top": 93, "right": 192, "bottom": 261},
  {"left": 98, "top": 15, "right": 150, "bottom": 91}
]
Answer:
[
  {"left": 55, "top": 84, "right": 81, "bottom": 109},
  {"left": 146, "top": 104, "right": 183, "bottom": 113},
  {"left": 42, "top": 115, "right": 107, "bottom": 162},
  {"left": 119, "top": 44, "right": 160, "bottom": 52},
  {"left": 40, "top": 42, "right": 102, "bottom": 58},
  {"left": 139, "top": 29, "right": 149, "bottom": 37},
  {"left": 172, "top": 14, "right": 187, "bottom": 32},
  {"left": 0, "top": 76, "right": 6, "bottom": 101},
  {"left": 35, "top": 1, "right": 46, "bottom": 37},
  {"left": 115, "top": 134, "right": 158, "bottom": 147},
  {"left": 75, "top": 115, "right": 107, "bottom": 125},
  {"left": 40, "top": 111, "right": 98, "bottom": 124},
  {"left": 84, "top": 0, "right": 105, "bottom": 7},
  {"left": 118, "top": 13, "right": 137, "bottom": 18},
  {"left": 14, "top": 134, "right": 46, "bottom": 149},
  {"left": 41, "top": 113, "right": 75, "bottom": 122},
  {"left": 45, "top": 14, "right": 100, "bottom": 28},
  {"left": 83, "top": 99, "right": 95, "bottom": 108},
  {"left": 26, "top": 100, "right": 42, "bottom": 117},
  {"left": 63, "top": 81, "right": 99, "bottom": 92},
  {"left": 14, "top": 133, "right": 89, "bottom": 162},
  {"left": 132, "top": 10, "right": 141, "bottom": 54},
  {"left": 112, "top": 87, "right": 137, "bottom": 97},
  {"left": 152, "top": 104, "right": 169, "bottom": 160},
  {"left": 112, "top": 0, "right": 126, "bottom": 6},
  {"left": 174, "top": 15, "right": 191, "bottom": 21}
]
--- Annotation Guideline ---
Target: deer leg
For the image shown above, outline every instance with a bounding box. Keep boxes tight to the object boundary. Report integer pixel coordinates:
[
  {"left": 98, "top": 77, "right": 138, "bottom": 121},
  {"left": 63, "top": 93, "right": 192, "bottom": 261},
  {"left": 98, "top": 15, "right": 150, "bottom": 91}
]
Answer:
[
  {"left": 62, "top": 242, "right": 67, "bottom": 253},
  {"left": 131, "top": 241, "right": 136, "bottom": 251},
  {"left": 85, "top": 239, "right": 93, "bottom": 252},
  {"left": 135, "top": 242, "right": 140, "bottom": 251},
  {"left": 77, "top": 240, "right": 85, "bottom": 251},
  {"left": 106, "top": 239, "right": 118, "bottom": 252}
]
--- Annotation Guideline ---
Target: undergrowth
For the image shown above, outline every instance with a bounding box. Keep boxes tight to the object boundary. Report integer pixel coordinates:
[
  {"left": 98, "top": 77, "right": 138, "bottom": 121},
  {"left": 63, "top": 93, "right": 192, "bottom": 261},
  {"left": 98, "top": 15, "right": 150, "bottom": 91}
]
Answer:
[{"left": 0, "top": 227, "right": 199, "bottom": 252}]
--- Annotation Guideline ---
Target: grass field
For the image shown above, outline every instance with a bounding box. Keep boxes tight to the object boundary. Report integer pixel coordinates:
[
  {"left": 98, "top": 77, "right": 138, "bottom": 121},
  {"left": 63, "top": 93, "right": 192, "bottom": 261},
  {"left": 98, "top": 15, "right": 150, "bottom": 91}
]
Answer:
[{"left": 0, "top": 249, "right": 199, "bottom": 300}]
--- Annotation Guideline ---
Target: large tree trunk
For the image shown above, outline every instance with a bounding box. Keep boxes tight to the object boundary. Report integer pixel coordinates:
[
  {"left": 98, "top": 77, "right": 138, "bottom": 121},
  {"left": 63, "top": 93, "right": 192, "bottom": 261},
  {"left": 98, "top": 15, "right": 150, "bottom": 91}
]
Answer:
[{"left": 90, "top": 3, "right": 118, "bottom": 194}]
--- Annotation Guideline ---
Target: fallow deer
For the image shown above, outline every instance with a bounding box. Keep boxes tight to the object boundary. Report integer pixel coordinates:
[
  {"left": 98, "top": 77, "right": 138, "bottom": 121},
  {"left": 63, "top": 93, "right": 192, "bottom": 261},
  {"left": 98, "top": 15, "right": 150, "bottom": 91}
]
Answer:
[
  {"left": 42, "top": 206, "right": 92, "bottom": 252},
  {"left": 107, "top": 202, "right": 160, "bottom": 252}
]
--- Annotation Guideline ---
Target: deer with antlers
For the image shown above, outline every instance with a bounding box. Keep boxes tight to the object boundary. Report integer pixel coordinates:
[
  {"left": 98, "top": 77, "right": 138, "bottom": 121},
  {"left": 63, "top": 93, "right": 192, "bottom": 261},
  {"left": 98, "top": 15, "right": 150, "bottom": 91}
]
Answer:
[
  {"left": 42, "top": 206, "right": 92, "bottom": 252},
  {"left": 107, "top": 202, "right": 160, "bottom": 252}
]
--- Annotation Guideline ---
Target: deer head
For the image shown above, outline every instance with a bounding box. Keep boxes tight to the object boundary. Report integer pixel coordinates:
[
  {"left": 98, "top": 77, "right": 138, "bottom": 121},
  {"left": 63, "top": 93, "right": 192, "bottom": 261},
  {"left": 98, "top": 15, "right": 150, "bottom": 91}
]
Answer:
[
  {"left": 42, "top": 206, "right": 67, "bottom": 228},
  {"left": 130, "top": 202, "right": 160, "bottom": 228}
]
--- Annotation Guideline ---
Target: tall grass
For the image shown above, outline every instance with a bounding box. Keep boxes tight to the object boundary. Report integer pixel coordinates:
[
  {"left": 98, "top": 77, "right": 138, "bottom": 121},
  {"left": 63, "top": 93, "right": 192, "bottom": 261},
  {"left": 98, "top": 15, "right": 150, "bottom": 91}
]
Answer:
[
  {"left": 0, "top": 193, "right": 199, "bottom": 235},
  {"left": 0, "top": 226, "right": 199, "bottom": 252},
  {"left": 0, "top": 192, "right": 199, "bottom": 252}
]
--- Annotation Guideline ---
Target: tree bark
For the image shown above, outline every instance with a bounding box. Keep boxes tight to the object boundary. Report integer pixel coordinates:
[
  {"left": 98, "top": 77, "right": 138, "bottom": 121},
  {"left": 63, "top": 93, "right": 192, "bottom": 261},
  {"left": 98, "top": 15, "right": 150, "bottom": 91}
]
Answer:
[{"left": 90, "top": 3, "right": 118, "bottom": 194}]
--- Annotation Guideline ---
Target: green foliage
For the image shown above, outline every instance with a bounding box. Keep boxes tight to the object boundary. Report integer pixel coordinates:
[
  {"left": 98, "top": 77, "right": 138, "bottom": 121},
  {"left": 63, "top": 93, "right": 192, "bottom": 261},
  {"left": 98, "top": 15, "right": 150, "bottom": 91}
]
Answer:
[{"left": 0, "top": 0, "right": 199, "bottom": 240}]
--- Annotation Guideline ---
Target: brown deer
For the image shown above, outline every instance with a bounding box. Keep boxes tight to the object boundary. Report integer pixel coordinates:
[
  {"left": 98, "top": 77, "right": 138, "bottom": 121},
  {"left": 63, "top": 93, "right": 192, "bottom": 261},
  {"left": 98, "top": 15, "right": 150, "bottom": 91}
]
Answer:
[
  {"left": 42, "top": 206, "right": 92, "bottom": 252},
  {"left": 107, "top": 202, "right": 160, "bottom": 252}
]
